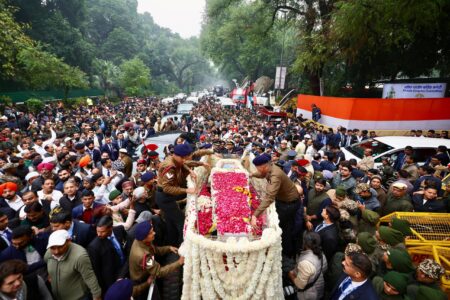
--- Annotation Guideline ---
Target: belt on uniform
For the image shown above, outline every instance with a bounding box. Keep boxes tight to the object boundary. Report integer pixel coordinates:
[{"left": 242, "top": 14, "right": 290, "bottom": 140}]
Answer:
[{"left": 276, "top": 198, "right": 299, "bottom": 204}]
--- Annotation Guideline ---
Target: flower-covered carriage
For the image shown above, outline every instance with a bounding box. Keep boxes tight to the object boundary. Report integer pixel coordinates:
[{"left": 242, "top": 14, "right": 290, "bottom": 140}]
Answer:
[{"left": 180, "top": 154, "right": 284, "bottom": 299}]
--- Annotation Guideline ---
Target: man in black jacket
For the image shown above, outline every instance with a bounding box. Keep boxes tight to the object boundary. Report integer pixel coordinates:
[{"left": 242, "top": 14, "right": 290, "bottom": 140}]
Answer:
[
  {"left": 87, "top": 216, "right": 127, "bottom": 294},
  {"left": 49, "top": 211, "right": 95, "bottom": 248},
  {"left": 315, "top": 205, "right": 341, "bottom": 263},
  {"left": 0, "top": 211, "right": 12, "bottom": 251},
  {"left": 0, "top": 226, "right": 49, "bottom": 275}
]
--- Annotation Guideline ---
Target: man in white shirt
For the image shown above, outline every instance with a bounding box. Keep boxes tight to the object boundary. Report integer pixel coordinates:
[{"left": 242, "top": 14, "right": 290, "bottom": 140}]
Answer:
[
  {"left": 2, "top": 182, "right": 24, "bottom": 212},
  {"left": 33, "top": 129, "right": 56, "bottom": 156}
]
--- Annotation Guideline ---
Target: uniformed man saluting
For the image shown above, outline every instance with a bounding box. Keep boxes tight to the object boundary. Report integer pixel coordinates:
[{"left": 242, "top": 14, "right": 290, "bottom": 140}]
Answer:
[
  {"left": 156, "top": 143, "right": 211, "bottom": 246},
  {"left": 250, "top": 153, "right": 300, "bottom": 257}
]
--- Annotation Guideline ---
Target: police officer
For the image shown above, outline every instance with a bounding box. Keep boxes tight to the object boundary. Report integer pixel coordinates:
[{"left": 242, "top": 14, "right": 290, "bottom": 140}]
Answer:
[
  {"left": 156, "top": 144, "right": 209, "bottom": 246},
  {"left": 129, "top": 221, "right": 184, "bottom": 300},
  {"left": 250, "top": 153, "right": 301, "bottom": 257}
]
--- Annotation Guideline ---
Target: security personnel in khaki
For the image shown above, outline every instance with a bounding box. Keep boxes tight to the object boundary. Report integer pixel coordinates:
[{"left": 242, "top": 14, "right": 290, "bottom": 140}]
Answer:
[
  {"left": 251, "top": 153, "right": 300, "bottom": 257},
  {"left": 156, "top": 143, "right": 211, "bottom": 246},
  {"left": 129, "top": 221, "right": 184, "bottom": 300}
]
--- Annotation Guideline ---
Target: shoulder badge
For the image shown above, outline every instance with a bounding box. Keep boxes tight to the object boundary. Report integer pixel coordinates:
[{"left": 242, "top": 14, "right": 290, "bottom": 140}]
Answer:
[{"left": 161, "top": 165, "right": 175, "bottom": 177}]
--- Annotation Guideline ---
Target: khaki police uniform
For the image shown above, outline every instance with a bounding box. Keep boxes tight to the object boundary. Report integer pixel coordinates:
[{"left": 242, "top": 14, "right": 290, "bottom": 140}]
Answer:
[
  {"left": 129, "top": 240, "right": 182, "bottom": 299},
  {"left": 253, "top": 164, "right": 300, "bottom": 257},
  {"left": 156, "top": 150, "right": 212, "bottom": 246}
]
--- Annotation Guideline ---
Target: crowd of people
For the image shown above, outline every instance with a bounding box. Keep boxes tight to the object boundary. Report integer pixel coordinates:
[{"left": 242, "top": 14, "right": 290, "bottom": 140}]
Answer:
[{"left": 0, "top": 96, "right": 449, "bottom": 300}]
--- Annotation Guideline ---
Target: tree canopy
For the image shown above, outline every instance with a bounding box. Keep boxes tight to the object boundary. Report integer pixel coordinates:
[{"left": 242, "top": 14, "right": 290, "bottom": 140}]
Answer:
[
  {"left": 0, "top": 0, "right": 216, "bottom": 96},
  {"left": 201, "top": 0, "right": 450, "bottom": 96},
  {"left": 2, "top": 0, "right": 449, "bottom": 98}
]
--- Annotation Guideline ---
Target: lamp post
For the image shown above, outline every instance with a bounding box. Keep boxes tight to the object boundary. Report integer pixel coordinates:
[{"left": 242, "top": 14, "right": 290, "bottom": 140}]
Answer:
[{"left": 276, "top": 9, "right": 288, "bottom": 100}]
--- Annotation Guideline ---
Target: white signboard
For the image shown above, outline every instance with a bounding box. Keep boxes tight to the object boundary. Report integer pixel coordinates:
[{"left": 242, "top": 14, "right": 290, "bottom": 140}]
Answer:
[
  {"left": 274, "top": 66, "right": 287, "bottom": 89},
  {"left": 382, "top": 83, "right": 446, "bottom": 99}
]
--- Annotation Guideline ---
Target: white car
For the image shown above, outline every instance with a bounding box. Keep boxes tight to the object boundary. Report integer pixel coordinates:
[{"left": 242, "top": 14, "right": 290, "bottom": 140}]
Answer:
[
  {"left": 133, "top": 131, "right": 182, "bottom": 163},
  {"left": 161, "top": 113, "right": 186, "bottom": 126},
  {"left": 177, "top": 103, "right": 194, "bottom": 114},
  {"left": 341, "top": 136, "right": 450, "bottom": 167},
  {"left": 161, "top": 97, "right": 175, "bottom": 104},
  {"left": 174, "top": 93, "right": 187, "bottom": 100},
  {"left": 185, "top": 96, "right": 199, "bottom": 104},
  {"left": 217, "top": 97, "right": 236, "bottom": 107}
]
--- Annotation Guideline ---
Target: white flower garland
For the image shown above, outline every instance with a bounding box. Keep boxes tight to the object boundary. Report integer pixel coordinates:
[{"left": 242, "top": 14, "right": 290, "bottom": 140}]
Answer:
[{"left": 181, "top": 157, "right": 284, "bottom": 300}]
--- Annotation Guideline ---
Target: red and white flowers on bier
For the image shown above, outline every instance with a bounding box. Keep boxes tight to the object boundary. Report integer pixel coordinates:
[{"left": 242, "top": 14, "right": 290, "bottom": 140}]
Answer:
[{"left": 181, "top": 158, "right": 283, "bottom": 300}]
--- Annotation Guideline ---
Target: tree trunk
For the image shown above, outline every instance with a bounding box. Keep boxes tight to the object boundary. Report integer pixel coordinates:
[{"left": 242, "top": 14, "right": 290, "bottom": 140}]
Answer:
[{"left": 306, "top": 69, "right": 321, "bottom": 95}]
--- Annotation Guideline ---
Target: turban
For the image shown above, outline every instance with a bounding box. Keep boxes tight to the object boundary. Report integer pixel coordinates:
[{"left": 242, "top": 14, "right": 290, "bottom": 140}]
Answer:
[
  {"left": 4, "top": 182, "right": 18, "bottom": 192},
  {"left": 121, "top": 181, "right": 134, "bottom": 189},
  {"left": 79, "top": 155, "right": 91, "bottom": 168},
  {"left": 37, "top": 162, "right": 54, "bottom": 172}
]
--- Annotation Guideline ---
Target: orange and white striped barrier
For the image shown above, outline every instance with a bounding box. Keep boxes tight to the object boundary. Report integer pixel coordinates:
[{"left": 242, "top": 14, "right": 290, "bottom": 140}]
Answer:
[{"left": 297, "top": 94, "right": 450, "bottom": 130}]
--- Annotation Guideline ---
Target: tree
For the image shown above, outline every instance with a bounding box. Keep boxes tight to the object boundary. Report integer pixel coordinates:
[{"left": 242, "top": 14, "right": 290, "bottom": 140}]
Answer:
[
  {"left": 331, "top": 0, "right": 450, "bottom": 94},
  {"left": 201, "top": 0, "right": 285, "bottom": 82},
  {"left": 25, "top": 98, "right": 44, "bottom": 113},
  {"left": 0, "top": 0, "right": 33, "bottom": 78},
  {"left": 101, "top": 27, "right": 139, "bottom": 64},
  {"left": 92, "top": 59, "right": 121, "bottom": 97},
  {"left": 118, "top": 57, "right": 151, "bottom": 96},
  {"left": 17, "top": 46, "right": 88, "bottom": 98}
]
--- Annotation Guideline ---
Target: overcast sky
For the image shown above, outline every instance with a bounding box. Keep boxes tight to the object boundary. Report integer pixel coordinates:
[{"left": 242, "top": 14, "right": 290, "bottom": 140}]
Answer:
[{"left": 137, "top": 0, "right": 206, "bottom": 38}]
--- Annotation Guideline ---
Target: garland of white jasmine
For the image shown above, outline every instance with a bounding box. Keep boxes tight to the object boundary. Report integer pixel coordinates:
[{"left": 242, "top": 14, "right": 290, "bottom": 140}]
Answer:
[{"left": 180, "top": 155, "right": 284, "bottom": 300}]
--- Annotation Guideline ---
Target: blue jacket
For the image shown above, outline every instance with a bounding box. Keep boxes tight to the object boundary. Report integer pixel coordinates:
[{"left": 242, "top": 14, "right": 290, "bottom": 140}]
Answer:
[
  {"left": 100, "top": 143, "right": 119, "bottom": 161},
  {"left": 330, "top": 274, "right": 378, "bottom": 300},
  {"left": 72, "top": 203, "right": 104, "bottom": 224},
  {"left": 320, "top": 160, "right": 337, "bottom": 172},
  {"left": 0, "top": 232, "right": 49, "bottom": 274},
  {"left": 412, "top": 194, "right": 448, "bottom": 213},
  {"left": 394, "top": 152, "right": 407, "bottom": 171},
  {"left": 71, "top": 220, "right": 96, "bottom": 248},
  {"left": 311, "top": 160, "right": 323, "bottom": 171},
  {"left": 413, "top": 175, "right": 442, "bottom": 195}
]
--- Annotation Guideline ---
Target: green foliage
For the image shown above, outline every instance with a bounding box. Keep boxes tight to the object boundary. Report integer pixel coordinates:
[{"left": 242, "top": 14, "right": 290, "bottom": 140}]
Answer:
[
  {"left": 92, "top": 59, "right": 121, "bottom": 97},
  {"left": 17, "top": 46, "right": 88, "bottom": 98},
  {"left": 118, "top": 58, "right": 151, "bottom": 96},
  {"left": 201, "top": 0, "right": 285, "bottom": 82},
  {"left": 0, "top": 0, "right": 33, "bottom": 78},
  {"left": 101, "top": 27, "right": 139, "bottom": 64},
  {"left": 0, "top": 96, "right": 13, "bottom": 113},
  {"left": 61, "top": 97, "right": 88, "bottom": 109},
  {"left": 3, "top": 0, "right": 215, "bottom": 94},
  {"left": 25, "top": 98, "right": 44, "bottom": 113}
]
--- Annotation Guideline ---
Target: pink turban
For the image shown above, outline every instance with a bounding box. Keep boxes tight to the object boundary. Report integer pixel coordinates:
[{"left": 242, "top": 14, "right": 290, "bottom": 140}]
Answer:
[{"left": 37, "top": 162, "right": 55, "bottom": 172}]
